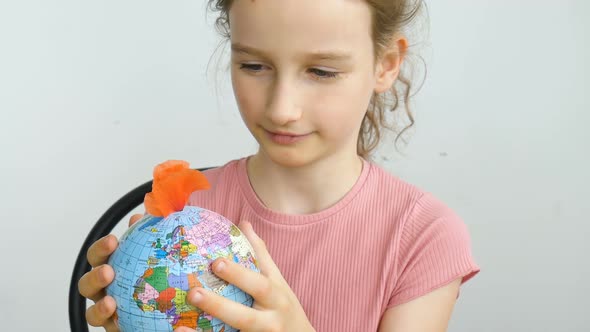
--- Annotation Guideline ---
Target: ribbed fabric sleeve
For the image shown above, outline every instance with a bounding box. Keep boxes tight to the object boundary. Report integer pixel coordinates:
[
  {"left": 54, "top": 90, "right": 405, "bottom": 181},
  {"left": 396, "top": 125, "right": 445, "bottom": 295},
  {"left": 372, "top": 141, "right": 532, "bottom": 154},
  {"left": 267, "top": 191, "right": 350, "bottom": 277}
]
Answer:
[{"left": 387, "top": 193, "right": 479, "bottom": 307}]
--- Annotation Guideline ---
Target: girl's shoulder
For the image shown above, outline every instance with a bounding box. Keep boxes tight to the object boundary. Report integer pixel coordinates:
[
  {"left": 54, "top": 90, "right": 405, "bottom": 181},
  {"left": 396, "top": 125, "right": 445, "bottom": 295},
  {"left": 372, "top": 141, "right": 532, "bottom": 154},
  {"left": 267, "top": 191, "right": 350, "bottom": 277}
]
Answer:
[
  {"left": 367, "top": 162, "right": 480, "bottom": 304},
  {"left": 365, "top": 160, "right": 463, "bottom": 227}
]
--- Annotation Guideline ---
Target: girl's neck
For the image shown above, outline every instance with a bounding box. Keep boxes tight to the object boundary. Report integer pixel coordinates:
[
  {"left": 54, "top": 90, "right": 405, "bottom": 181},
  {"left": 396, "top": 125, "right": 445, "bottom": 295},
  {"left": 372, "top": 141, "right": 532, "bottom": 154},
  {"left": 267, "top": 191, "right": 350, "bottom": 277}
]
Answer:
[{"left": 246, "top": 151, "right": 364, "bottom": 215}]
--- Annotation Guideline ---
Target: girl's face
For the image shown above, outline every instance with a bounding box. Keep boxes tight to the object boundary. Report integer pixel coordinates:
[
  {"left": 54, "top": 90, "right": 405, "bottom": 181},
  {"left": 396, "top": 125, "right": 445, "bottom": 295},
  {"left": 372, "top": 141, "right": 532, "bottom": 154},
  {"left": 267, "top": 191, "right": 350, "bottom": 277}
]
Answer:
[{"left": 229, "top": 0, "right": 395, "bottom": 167}]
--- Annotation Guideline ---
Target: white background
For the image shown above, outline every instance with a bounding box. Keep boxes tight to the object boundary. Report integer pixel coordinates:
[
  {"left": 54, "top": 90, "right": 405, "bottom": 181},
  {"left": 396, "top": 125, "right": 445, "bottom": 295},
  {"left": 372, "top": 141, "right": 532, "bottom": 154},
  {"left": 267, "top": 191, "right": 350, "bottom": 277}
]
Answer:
[{"left": 0, "top": 1, "right": 588, "bottom": 331}]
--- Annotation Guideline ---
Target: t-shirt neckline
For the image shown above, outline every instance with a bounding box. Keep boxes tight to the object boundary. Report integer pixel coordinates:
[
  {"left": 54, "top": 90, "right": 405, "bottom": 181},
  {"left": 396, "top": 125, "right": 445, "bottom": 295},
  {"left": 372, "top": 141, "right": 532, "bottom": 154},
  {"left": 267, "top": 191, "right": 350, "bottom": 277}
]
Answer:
[{"left": 236, "top": 156, "right": 371, "bottom": 225}]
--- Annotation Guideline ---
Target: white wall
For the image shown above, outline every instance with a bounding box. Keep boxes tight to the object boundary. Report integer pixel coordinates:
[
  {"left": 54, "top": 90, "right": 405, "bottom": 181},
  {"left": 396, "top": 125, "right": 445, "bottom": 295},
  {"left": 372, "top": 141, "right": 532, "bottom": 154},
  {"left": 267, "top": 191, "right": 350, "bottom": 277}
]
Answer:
[{"left": 0, "top": 1, "right": 588, "bottom": 331}]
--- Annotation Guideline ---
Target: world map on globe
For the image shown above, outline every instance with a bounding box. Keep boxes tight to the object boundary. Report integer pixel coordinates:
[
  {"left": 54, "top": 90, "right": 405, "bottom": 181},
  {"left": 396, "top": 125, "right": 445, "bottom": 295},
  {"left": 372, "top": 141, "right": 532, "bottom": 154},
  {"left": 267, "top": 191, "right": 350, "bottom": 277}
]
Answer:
[{"left": 107, "top": 206, "right": 259, "bottom": 332}]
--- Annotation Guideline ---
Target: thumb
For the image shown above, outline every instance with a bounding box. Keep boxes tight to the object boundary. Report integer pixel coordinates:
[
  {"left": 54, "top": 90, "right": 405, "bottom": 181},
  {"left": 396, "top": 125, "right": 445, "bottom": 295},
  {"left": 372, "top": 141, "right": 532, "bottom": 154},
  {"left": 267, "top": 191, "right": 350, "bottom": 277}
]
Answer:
[{"left": 129, "top": 214, "right": 144, "bottom": 227}]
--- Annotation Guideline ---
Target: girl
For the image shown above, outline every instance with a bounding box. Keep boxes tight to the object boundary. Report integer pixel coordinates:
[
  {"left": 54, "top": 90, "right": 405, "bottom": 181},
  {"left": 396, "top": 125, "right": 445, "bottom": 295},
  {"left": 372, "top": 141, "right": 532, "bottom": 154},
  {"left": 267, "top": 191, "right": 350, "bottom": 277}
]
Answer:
[{"left": 78, "top": 0, "right": 480, "bottom": 331}]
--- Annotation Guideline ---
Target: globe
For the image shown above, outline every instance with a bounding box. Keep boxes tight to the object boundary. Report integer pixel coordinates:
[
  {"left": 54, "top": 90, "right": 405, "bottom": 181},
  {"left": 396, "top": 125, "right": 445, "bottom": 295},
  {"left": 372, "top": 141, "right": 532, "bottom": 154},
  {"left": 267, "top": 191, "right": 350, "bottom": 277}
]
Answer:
[{"left": 106, "top": 206, "right": 259, "bottom": 332}]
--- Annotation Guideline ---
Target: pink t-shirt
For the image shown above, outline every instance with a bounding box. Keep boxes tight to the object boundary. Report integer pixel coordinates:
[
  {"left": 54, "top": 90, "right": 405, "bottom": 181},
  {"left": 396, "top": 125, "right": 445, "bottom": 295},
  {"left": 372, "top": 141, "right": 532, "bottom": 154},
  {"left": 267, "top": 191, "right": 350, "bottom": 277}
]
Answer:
[{"left": 189, "top": 157, "right": 479, "bottom": 331}]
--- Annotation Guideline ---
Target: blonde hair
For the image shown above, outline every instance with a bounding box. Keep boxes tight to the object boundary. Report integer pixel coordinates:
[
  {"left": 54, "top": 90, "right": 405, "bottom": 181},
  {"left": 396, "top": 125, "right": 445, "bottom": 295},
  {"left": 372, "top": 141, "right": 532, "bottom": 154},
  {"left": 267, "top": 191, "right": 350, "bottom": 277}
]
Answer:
[{"left": 208, "top": 0, "right": 425, "bottom": 159}]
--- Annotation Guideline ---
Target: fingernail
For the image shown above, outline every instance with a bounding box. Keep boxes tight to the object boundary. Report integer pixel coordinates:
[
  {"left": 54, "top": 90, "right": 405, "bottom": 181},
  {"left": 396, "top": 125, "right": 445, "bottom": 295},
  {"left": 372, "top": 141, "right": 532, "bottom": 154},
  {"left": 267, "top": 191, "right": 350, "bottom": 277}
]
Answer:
[
  {"left": 191, "top": 289, "right": 203, "bottom": 303},
  {"left": 214, "top": 260, "right": 225, "bottom": 273}
]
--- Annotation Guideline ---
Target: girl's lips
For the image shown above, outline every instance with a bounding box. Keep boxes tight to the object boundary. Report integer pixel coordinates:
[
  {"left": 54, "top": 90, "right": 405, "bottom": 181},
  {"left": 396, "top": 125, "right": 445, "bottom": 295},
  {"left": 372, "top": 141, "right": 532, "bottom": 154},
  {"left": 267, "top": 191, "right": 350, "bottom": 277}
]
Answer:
[{"left": 265, "top": 130, "right": 311, "bottom": 145}]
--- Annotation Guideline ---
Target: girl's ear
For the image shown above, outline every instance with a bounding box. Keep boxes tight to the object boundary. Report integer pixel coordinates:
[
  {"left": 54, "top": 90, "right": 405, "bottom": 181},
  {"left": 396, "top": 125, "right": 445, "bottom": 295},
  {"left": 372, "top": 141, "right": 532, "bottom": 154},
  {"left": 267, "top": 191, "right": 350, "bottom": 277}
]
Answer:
[{"left": 374, "top": 36, "right": 408, "bottom": 93}]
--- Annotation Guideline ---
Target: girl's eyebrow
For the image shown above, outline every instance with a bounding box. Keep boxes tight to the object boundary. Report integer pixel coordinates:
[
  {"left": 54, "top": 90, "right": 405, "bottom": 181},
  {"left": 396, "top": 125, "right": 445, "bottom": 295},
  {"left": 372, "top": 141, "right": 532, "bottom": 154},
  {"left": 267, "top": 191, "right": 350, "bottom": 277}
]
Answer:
[
  {"left": 231, "top": 43, "right": 267, "bottom": 57},
  {"left": 231, "top": 42, "right": 352, "bottom": 61}
]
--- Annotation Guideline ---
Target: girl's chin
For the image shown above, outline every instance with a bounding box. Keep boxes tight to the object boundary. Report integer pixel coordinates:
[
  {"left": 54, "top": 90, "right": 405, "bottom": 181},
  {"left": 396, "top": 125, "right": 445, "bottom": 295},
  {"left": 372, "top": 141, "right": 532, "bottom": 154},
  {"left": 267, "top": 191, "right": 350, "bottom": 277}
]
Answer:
[{"left": 255, "top": 145, "right": 321, "bottom": 169}]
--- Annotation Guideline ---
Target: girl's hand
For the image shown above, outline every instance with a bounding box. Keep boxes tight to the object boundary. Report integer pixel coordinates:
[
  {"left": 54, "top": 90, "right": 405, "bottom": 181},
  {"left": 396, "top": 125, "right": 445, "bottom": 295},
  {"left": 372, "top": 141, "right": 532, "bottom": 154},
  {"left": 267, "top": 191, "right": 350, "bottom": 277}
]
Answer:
[
  {"left": 175, "top": 221, "right": 316, "bottom": 332},
  {"left": 77, "top": 214, "right": 144, "bottom": 332}
]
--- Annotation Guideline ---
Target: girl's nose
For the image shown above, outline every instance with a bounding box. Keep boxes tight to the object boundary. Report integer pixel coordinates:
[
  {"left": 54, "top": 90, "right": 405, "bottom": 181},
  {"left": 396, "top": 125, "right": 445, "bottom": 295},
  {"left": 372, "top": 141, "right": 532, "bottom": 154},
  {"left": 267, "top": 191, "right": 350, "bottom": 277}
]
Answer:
[{"left": 265, "top": 79, "right": 302, "bottom": 126}]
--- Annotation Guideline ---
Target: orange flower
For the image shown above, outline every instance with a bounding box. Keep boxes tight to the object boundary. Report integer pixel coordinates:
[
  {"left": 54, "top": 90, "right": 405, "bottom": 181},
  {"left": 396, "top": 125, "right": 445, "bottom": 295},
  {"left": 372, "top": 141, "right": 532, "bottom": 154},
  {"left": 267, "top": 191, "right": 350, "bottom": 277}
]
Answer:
[{"left": 144, "top": 160, "right": 210, "bottom": 217}]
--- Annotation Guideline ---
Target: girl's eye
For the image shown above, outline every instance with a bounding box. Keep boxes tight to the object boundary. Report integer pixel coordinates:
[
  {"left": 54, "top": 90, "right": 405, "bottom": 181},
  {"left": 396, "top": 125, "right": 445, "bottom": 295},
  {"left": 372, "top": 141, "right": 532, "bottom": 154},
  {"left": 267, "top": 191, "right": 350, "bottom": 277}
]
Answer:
[
  {"left": 308, "top": 68, "right": 339, "bottom": 79},
  {"left": 240, "top": 64, "right": 265, "bottom": 72},
  {"left": 239, "top": 64, "right": 339, "bottom": 80}
]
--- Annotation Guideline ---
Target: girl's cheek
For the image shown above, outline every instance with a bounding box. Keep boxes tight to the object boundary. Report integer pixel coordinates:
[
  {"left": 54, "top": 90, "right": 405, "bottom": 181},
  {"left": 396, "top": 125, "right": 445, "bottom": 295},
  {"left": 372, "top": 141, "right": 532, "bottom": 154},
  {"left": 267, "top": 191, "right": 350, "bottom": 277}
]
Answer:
[{"left": 233, "top": 77, "right": 258, "bottom": 105}]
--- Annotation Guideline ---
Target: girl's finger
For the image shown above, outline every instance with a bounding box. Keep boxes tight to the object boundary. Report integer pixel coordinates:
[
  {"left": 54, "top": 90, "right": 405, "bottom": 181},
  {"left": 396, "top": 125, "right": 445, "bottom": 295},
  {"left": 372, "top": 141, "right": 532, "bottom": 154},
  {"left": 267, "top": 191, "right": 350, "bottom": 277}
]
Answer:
[
  {"left": 129, "top": 213, "right": 143, "bottom": 227},
  {"left": 86, "top": 235, "right": 118, "bottom": 267},
  {"left": 85, "top": 296, "right": 117, "bottom": 327},
  {"left": 186, "top": 287, "right": 263, "bottom": 330},
  {"left": 103, "top": 318, "right": 120, "bottom": 332},
  {"left": 211, "top": 258, "right": 275, "bottom": 306},
  {"left": 78, "top": 264, "right": 114, "bottom": 302},
  {"left": 238, "top": 221, "right": 282, "bottom": 280}
]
